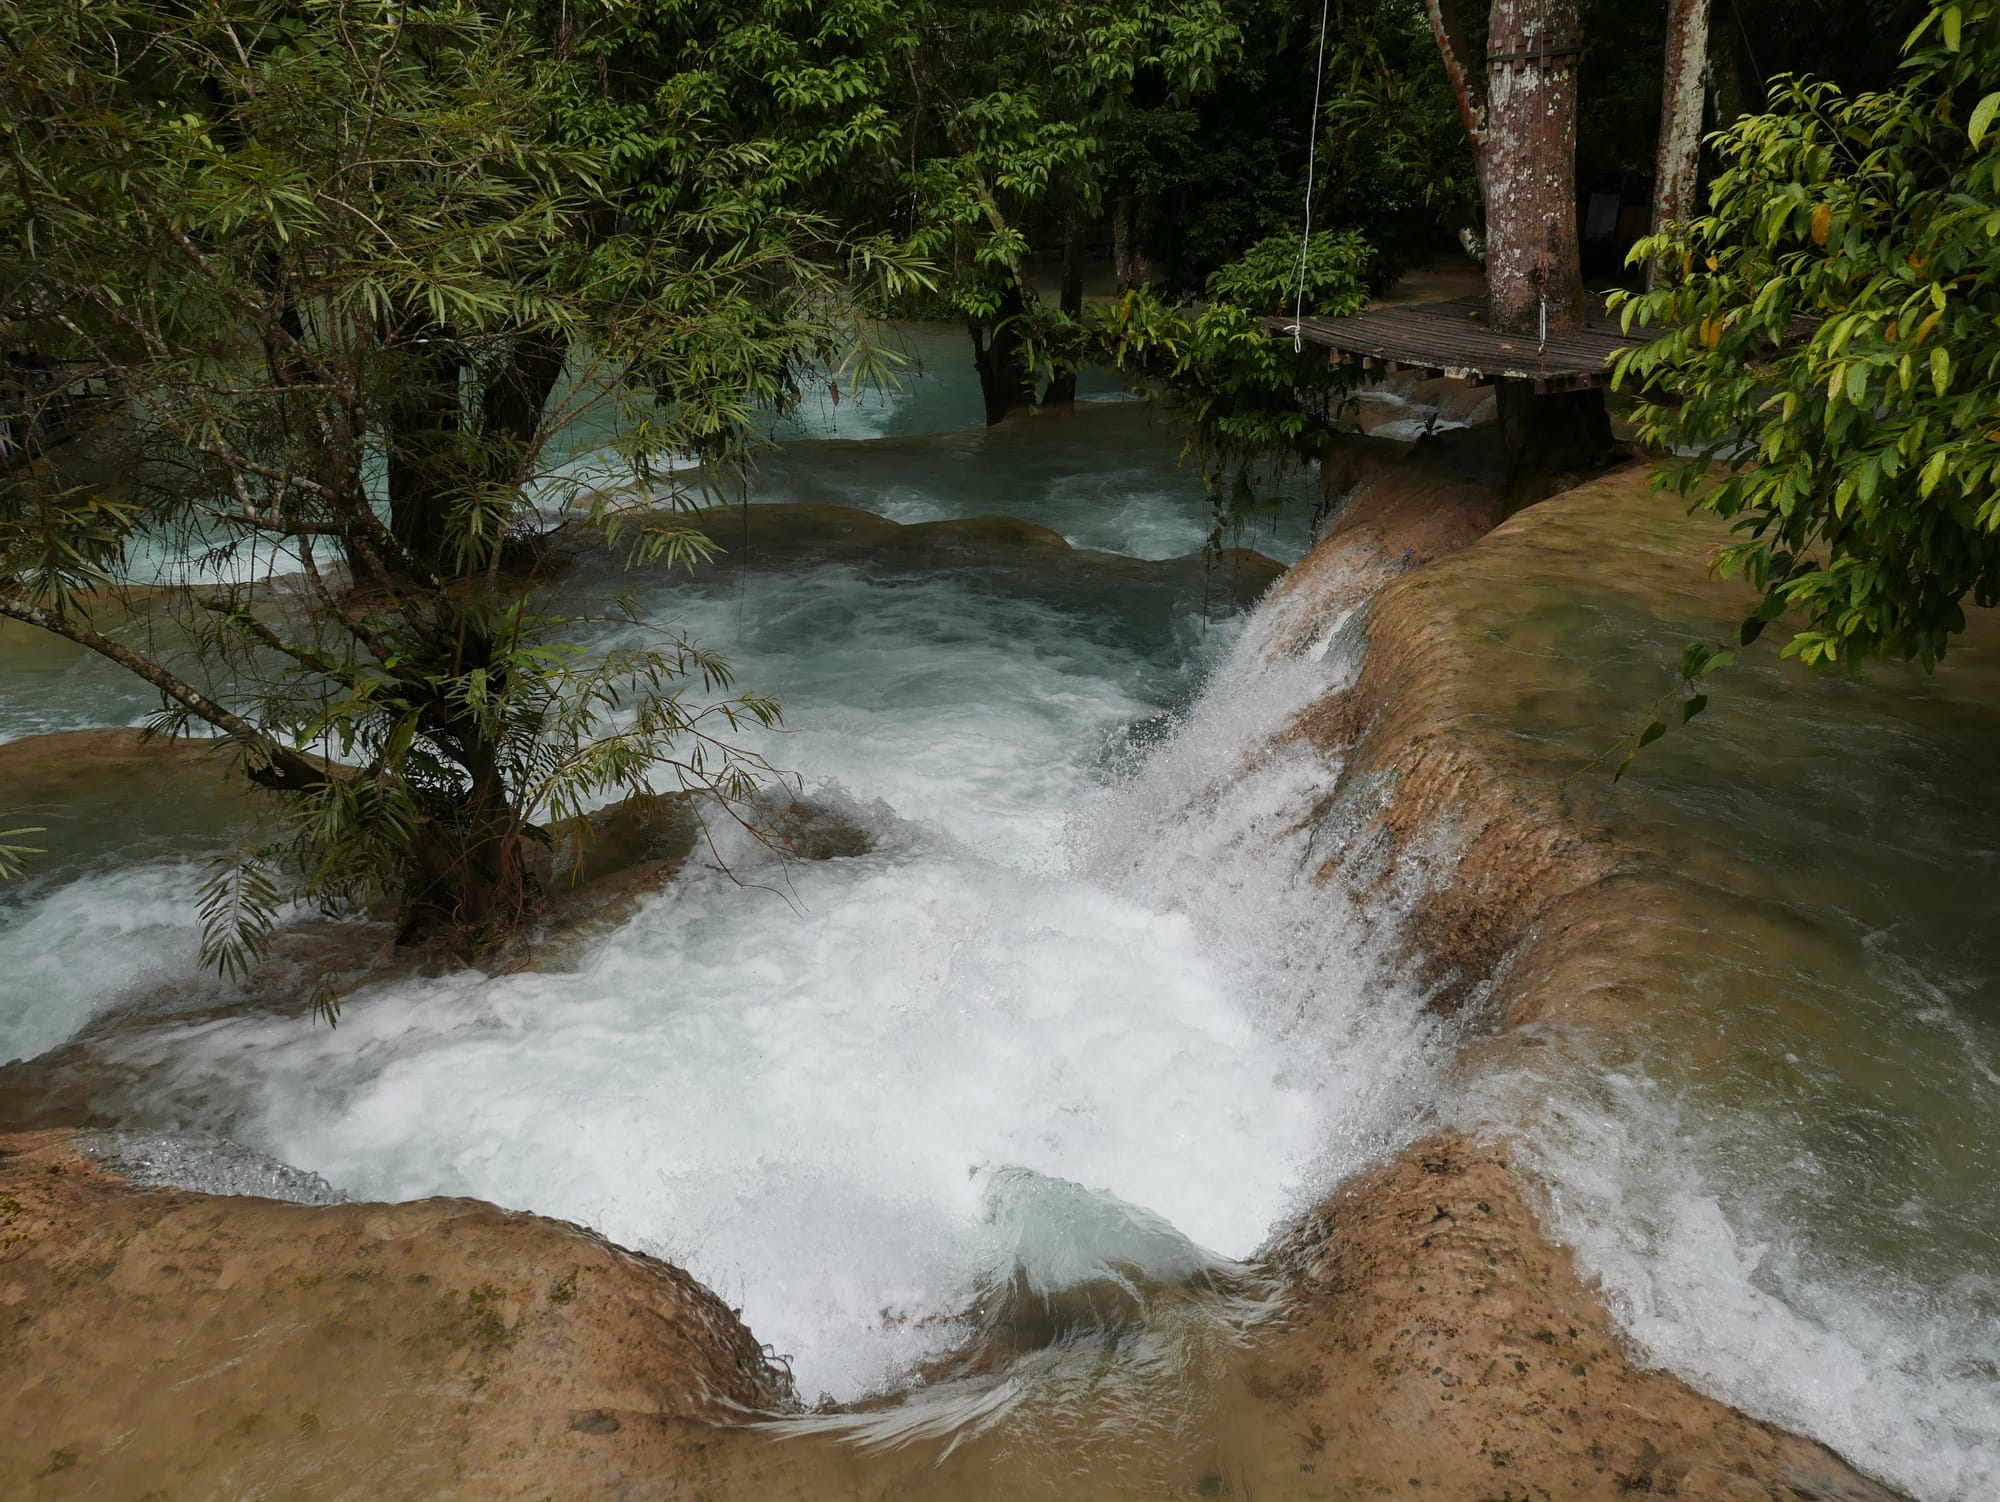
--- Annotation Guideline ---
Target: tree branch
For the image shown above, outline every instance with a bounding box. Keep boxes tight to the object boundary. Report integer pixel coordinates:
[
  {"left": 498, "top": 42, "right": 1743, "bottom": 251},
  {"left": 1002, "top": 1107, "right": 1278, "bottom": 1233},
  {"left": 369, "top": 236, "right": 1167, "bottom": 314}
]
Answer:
[
  {"left": 905, "top": 48, "right": 1041, "bottom": 305},
  {"left": 1424, "top": 0, "right": 1489, "bottom": 168},
  {"left": 0, "top": 594, "right": 328, "bottom": 791}
]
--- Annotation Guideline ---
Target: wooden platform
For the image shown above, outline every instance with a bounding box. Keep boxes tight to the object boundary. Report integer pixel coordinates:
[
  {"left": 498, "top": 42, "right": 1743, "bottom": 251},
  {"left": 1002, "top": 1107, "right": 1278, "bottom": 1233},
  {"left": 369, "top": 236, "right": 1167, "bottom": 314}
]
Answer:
[{"left": 1266, "top": 296, "right": 1647, "bottom": 394}]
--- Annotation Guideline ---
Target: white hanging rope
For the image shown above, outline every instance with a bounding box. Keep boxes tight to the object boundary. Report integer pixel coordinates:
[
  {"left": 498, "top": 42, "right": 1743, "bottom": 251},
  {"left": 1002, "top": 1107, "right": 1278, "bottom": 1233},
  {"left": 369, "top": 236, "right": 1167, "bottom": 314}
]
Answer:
[{"left": 1291, "top": 0, "right": 1334, "bottom": 352}]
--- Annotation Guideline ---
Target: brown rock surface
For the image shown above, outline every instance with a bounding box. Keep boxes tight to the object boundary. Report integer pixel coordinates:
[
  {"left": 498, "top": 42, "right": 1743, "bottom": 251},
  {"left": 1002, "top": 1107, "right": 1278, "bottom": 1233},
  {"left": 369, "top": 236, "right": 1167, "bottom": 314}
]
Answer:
[
  {"left": 1233, "top": 1132, "right": 1903, "bottom": 1502},
  {"left": 0, "top": 726, "right": 263, "bottom": 840},
  {"left": 0, "top": 1130, "right": 791, "bottom": 1501},
  {"left": 1258, "top": 446, "right": 1507, "bottom": 659}
]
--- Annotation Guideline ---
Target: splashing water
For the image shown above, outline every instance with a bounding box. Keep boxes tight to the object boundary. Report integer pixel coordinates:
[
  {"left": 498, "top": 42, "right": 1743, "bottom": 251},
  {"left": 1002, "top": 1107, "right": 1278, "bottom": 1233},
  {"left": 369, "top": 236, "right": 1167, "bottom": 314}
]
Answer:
[
  {"left": 81, "top": 537, "right": 1447, "bottom": 1405},
  {"left": 6, "top": 344, "right": 1994, "bottom": 1500}
]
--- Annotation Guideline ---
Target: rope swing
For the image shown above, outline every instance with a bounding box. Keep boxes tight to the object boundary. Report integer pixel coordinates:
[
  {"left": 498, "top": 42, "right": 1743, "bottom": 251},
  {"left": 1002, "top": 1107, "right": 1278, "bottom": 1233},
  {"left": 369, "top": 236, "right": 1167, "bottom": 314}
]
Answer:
[{"left": 1291, "top": 0, "right": 1334, "bottom": 352}]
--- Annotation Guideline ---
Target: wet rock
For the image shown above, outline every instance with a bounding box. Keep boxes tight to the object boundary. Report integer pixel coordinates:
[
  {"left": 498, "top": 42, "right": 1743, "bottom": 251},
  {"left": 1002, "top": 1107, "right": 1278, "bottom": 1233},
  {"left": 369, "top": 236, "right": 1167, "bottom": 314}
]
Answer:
[
  {"left": 0, "top": 726, "right": 265, "bottom": 850},
  {"left": 536, "top": 789, "right": 703, "bottom": 891},
  {"left": 1237, "top": 1132, "right": 1906, "bottom": 1502},
  {"left": 0, "top": 1130, "right": 793, "bottom": 1501},
  {"left": 1254, "top": 443, "right": 1507, "bottom": 661}
]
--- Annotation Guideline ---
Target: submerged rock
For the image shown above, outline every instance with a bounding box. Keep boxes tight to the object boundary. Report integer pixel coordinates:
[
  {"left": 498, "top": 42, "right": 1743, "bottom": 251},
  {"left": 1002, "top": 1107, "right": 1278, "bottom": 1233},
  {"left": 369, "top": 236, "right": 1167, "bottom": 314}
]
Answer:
[{"left": 71, "top": 1129, "right": 345, "bottom": 1205}]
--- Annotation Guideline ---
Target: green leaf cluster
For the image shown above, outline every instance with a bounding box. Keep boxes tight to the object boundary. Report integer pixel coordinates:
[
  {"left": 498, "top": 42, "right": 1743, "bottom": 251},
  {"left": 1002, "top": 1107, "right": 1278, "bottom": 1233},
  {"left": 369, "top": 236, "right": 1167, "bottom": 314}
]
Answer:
[
  {"left": 0, "top": 0, "right": 879, "bottom": 966},
  {"left": 1034, "top": 228, "right": 1372, "bottom": 536},
  {"left": 1612, "top": 1, "right": 2000, "bottom": 672}
]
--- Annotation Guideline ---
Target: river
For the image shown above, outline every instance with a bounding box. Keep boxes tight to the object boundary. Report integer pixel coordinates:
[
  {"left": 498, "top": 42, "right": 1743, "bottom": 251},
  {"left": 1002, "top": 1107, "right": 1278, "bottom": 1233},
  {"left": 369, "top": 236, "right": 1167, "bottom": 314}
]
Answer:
[{"left": 0, "top": 328, "right": 1992, "bottom": 1498}]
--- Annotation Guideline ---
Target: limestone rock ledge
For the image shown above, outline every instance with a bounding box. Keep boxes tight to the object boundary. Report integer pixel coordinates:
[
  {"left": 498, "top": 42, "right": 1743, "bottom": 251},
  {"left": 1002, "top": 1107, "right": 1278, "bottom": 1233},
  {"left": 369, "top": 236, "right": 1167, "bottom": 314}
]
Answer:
[
  {"left": 0, "top": 1130, "right": 790, "bottom": 1501},
  {"left": 1245, "top": 457, "right": 1910, "bottom": 1501},
  {"left": 1237, "top": 1132, "right": 1902, "bottom": 1502}
]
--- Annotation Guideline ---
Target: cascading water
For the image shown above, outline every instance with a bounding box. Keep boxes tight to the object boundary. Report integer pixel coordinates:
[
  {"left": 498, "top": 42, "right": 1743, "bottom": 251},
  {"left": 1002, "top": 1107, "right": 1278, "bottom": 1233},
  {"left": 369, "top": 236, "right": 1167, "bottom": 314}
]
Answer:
[
  {"left": 60, "top": 532, "right": 1451, "bottom": 1410},
  {"left": 5, "top": 335, "right": 1996, "bottom": 1499}
]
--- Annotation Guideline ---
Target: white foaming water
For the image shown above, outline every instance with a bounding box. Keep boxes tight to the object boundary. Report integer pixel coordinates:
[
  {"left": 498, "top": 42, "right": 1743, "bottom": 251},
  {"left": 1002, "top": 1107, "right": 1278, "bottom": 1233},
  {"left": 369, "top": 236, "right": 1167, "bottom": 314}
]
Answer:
[
  {"left": 0, "top": 862, "right": 209, "bottom": 1064},
  {"left": 575, "top": 560, "right": 1183, "bottom": 861},
  {"left": 1468, "top": 1059, "right": 2000, "bottom": 1502},
  {"left": 98, "top": 547, "right": 1449, "bottom": 1404}
]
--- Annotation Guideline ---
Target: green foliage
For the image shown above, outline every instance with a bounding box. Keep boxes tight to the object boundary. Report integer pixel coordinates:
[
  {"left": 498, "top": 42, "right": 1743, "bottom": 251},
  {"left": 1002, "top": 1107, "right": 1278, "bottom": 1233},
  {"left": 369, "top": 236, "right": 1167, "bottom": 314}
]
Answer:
[
  {"left": 0, "top": 817, "right": 43, "bottom": 880},
  {"left": 1116, "top": 0, "right": 1471, "bottom": 293},
  {"left": 1612, "top": 1, "right": 2000, "bottom": 673},
  {"left": 1308, "top": 0, "right": 1477, "bottom": 277},
  {"left": 1202, "top": 228, "right": 1379, "bottom": 313},
  {"left": 1036, "top": 228, "right": 1371, "bottom": 531},
  {"left": 0, "top": 0, "right": 888, "bottom": 961},
  {"left": 894, "top": 0, "right": 1241, "bottom": 310}
]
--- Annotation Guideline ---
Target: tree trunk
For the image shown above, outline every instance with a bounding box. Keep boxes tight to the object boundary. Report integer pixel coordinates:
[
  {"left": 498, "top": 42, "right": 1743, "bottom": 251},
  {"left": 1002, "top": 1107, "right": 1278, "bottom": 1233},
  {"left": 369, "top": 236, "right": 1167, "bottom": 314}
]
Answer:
[
  {"left": 386, "top": 319, "right": 461, "bottom": 575},
  {"left": 1481, "top": 0, "right": 1587, "bottom": 336},
  {"left": 1112, "top": 198, "right": 1156, "bottom": 291},
  {"left": 482, "top": 333, "right": 566, "bottom": 480},
  {"left": 1042, "top": 206, "right": 1087, "bottom": 408},
  {"left": 968, "top": 278, "right": 1035, "bottom": 426},
  {"left": 1649, "top": 0, "right": 1711, "bottom": 289},
  {"left": 1709, "top": 19, "right": 1747, "bottom": 125},
  {"left": 399, "top": 774, "right": 533, "bottom": 957},
  {"left": 1496, "top": 379, "right": 1613, "bottom": 500}
]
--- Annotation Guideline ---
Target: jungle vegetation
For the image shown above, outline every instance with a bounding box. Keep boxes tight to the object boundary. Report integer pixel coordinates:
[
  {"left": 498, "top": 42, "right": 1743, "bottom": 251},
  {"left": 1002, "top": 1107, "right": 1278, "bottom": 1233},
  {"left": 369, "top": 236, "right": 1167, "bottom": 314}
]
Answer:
[{"left": 1, "top": 0, "right": 1975, "bottom": 983}]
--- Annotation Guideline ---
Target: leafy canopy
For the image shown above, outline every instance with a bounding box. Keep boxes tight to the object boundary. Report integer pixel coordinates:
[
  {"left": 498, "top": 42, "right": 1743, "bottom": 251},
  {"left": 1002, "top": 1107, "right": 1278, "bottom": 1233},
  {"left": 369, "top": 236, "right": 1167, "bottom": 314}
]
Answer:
[
  {"left": 1613, "top": 0, "right": 2000, "bottom": 672},
  {"left": 0, "top": 0, "right": 909, "bottom": 974}
]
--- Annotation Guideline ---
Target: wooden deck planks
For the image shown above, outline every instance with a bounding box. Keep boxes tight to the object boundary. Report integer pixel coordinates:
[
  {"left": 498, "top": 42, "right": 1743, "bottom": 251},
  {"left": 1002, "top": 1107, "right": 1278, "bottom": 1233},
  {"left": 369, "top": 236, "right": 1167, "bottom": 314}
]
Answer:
[{"left": 1264, "top": 295, "right": 1649, "bottom": 393}]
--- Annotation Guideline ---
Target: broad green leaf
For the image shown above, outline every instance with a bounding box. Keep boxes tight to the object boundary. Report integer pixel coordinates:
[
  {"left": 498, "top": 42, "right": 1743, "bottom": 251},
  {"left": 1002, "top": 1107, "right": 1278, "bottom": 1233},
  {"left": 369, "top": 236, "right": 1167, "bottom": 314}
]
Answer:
[{"left": 1971, "top": 91, "right": 2000, "bottom": 147}]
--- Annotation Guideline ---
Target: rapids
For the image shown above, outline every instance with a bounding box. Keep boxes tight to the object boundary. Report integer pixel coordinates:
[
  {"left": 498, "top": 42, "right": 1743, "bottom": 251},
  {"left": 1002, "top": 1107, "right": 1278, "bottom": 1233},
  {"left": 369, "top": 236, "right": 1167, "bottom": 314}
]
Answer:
[{"left": 1, "top": 335, "right": 1995, "bottom": 1498}]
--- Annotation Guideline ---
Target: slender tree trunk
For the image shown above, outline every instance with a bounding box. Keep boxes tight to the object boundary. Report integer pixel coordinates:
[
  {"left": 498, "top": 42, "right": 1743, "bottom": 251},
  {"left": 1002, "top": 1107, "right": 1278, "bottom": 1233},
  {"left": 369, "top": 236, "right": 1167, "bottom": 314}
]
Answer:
[
  {"left": 1481, "top": 0, "right": 1587, "bottom": 336},
  {"left": 1710, "top": 5, "right": 1753, "bottom": 123},
  {"left": 1112, "top": 198, "right": 1156, "bottom": 290},
  {"left": 968, "top": 278, "right": 1035, "bottom": 426},
  {"left": 1042, "top": 205, "right": 1087, "bottom": 407},
  {"left": 386, "top": 319, "right": 461, "bottom": 574},
  {"left": 1649, "top": 0, "right": 1711, "bottom": 289}
]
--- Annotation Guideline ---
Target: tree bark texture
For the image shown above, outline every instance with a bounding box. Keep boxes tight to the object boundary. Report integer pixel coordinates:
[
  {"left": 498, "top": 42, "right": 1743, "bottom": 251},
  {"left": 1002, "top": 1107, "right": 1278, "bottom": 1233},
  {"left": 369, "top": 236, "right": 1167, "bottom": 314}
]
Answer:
[
  {"left": 1112, "top": 198, "right": 1157, "bottom": 291},
  {"left": 1649, "top": 0, "right": 1711, "bottom": 290},
  {"left": 1480, "top": 0, "right": 1587, "bottom": 336},
  {"left": 1424, "top": 0, "right": 1608, "bottom": 476}
]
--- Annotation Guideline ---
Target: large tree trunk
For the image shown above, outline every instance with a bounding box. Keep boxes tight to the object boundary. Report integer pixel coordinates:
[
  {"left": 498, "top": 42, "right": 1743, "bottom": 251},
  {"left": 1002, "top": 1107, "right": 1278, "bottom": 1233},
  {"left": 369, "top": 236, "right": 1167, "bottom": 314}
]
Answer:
[
  {"left": 1481, "top": 0, "right": 1587, "bottom": 336},
  {"left": 1649, "top": 0, "right": 1711, "bottom": 289},
  {"left": 1496, "top": 381, "right": 1613, "bottom": 504},
  {"left": 968, "top": 277, "right": 1036, "bottom": 426},
  {"left": 1425, "top": 0, "right": 1610, "bottom": 479}
]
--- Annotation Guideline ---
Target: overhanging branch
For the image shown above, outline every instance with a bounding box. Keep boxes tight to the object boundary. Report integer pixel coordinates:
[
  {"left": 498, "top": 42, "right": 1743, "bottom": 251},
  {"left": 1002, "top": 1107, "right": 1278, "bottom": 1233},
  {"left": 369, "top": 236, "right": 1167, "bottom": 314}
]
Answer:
[{"left": 0, "top": 594, "right": 329, "bottom": 792}]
